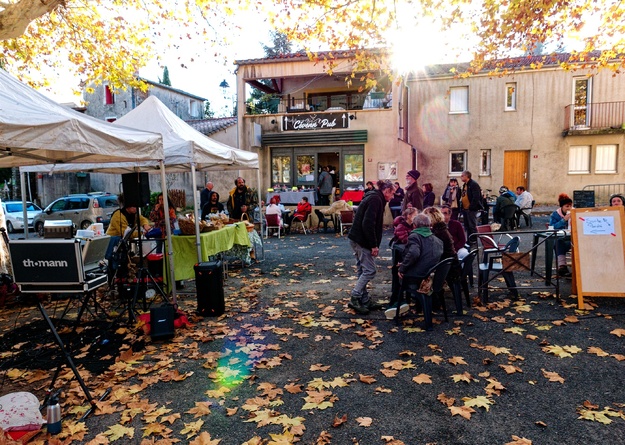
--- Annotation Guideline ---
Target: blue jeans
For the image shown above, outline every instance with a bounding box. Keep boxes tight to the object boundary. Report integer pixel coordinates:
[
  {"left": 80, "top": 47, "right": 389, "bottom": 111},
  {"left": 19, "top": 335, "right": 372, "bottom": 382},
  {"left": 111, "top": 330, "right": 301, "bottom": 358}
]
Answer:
[{"left": 349, "top": 239, "right": 376, "bottom": 303}]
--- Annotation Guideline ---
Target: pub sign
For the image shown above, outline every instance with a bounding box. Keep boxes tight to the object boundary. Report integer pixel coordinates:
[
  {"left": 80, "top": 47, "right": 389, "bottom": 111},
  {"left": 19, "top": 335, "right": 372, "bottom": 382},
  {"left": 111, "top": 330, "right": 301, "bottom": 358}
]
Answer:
[{"left": 282, "top": 113, "right": 350, "bottom": 131}]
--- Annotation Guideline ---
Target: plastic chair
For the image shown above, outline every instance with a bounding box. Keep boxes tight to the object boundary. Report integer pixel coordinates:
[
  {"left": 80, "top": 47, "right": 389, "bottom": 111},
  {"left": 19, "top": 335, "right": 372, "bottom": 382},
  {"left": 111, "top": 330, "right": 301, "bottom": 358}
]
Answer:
[
  {"left": 397, "top": 257, "right": 455, "bottom": 331},
  {"left": 516, "top": 200, "right": 535, "bottom": 228},
  {"left": 478, "top": 236, "right": 520, "bottom": 303},
  {"left": 265, "top": 213, "right": 282, "bottom": 239},
  {"left": 451, "top": 249, "right": 479, "bottom": 314},
  {"left": 291, "top": 211, "right": 310, "bottom": 234},
  {"left": 314, "top": 209, "right": 335, "bottom": 233},
  {"left": 339, "top": 210, "right": 354, "bottom": 235},
  {"left": 501, "top": 205, "right": 520, "bottom": 231},
  {"left": 476, "top": 225, "right": 513, "bottom": 264}
]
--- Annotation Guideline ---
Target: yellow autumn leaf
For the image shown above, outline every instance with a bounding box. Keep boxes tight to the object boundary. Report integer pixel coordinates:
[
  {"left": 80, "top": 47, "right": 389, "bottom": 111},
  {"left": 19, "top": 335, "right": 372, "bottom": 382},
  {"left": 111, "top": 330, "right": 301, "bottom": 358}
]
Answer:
[
  {"left": 180, "top": 419, "right": 205, "bottom": 439},
  {"left": 103, "top": 424, "right": 134, "bottom": 441},
  {"left": 504, "top": 327, "right": 526, "bottom": 335},
  {"left": 423, "top": 355, "right": 443, "bottom": 364},
  {"left": 462, "top": 395, "right": 494, "bottom": 411}
]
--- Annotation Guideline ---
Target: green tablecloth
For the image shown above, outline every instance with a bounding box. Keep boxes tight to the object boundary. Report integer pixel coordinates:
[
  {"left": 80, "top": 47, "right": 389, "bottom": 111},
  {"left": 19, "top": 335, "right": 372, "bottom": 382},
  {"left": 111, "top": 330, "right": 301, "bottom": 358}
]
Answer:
[{"left": 167, "top": 222, "right": 251, "bottom": 281}]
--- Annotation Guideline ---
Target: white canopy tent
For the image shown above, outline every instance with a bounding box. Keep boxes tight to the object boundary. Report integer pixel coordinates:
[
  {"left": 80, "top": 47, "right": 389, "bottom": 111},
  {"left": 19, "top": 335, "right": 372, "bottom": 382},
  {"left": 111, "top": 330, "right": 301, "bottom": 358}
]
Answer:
[
  {"left": 21, "top": 96, "right": 260, "bottom": 300},
  {"left": 0, "top": 69, "right": 164, "bottom": 277}
]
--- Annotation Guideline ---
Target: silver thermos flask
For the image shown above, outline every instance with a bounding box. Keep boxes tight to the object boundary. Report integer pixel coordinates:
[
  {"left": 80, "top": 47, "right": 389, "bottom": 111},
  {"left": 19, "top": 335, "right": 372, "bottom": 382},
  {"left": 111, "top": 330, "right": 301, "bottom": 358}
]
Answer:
[{"left": 46, "top": 395, "right": 62, "bottom": 435}]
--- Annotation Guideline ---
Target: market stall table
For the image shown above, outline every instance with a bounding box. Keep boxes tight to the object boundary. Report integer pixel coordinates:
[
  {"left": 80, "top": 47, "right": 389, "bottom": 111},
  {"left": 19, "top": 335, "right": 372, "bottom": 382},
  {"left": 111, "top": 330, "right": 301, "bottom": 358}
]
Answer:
[
  {"left": 341, "top": 190, "right": 365, "bottom": 204},
  {"left": 167, "top": 222, "right": 251, "bottom": 281},
  {"left": 266, "top": 190, "right": 316, "bottom": 205}
]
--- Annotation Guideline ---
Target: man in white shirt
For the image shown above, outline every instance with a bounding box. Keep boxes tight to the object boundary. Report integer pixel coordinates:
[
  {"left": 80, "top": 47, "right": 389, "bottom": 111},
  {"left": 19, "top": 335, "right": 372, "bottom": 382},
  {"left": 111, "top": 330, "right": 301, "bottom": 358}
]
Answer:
[{"left": 515, "top": 186, "right": 534, "bottom": 227}]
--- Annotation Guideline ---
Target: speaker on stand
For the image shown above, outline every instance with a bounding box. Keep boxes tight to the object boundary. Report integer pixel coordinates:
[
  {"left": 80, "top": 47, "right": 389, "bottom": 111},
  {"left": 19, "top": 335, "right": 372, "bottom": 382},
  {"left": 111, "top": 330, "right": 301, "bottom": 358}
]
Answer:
[
  {"left": 119, "top": 173, "right": 169, "bottom": 322},
  {"left": 122, "top": 172, "right": 150, "bottom": 208}
]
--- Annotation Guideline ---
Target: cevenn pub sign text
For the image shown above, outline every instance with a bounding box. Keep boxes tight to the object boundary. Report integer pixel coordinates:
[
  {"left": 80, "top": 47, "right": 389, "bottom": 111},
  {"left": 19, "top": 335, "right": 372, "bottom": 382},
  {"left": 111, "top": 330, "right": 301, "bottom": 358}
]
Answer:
[{"left": 282, "top": 113, "right": 350, "bottom": 131}]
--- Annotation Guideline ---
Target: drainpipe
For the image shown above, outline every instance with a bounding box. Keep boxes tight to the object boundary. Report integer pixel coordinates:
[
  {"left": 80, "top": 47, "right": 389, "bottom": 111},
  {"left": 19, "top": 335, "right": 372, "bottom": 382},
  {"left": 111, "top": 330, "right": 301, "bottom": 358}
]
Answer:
[{"left": 412, "top": 145, "right": 417, "bottom": 171}]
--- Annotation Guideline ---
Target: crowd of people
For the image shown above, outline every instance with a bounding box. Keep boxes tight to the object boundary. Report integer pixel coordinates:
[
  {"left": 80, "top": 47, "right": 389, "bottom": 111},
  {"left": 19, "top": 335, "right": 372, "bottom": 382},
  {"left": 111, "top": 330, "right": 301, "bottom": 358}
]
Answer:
[{"left": 103, "top": 168, "right": 625, "bottom": 319}]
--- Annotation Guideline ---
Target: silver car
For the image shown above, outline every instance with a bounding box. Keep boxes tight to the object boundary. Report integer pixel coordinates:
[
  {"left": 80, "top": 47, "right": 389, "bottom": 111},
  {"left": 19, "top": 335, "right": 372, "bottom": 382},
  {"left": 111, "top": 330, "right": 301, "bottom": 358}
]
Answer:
[
  {"left": 33, "top": 193, "right": 119, "bottom": 236},
  {"left": 1, "top": 200, "right": 43, "bottom": 233}
]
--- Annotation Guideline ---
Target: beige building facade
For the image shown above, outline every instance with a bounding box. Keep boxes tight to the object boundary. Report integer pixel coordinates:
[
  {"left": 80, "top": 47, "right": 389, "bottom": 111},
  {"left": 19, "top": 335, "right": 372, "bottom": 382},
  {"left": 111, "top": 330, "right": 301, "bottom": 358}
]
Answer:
[
  {"left": 235, "top": 52, "right": 412, "bottom": 204},
  {"left": 406, "top": 56, "right": 625, "bottom": 205}
]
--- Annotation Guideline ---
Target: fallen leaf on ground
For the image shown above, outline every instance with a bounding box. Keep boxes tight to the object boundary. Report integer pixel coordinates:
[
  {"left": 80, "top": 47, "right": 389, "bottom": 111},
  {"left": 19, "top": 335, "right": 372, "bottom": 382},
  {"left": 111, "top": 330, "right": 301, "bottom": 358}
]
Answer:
[
  {"left": 412, "top": 374, "right": 432, "bottom": 384},
  {"left": 356, "top": 416, "right": 372, "bottom": 427},
  {"left": 541, "top": 369, "right": 565, "bottom": 383},
  {"left": 449, "top": 405, "right": 475, "bottom": 420}
]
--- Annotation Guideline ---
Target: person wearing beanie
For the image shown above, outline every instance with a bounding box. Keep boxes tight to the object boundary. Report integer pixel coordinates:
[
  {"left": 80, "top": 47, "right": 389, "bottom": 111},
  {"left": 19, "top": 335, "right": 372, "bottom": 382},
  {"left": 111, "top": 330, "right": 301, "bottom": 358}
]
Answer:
[
  {"left": 460, "top": 170, "right": 483, "bottom": 243},
  {"left": 401, "top": 169, "right": 424, "bottom": 212},
  {"left": 493, "top": 186, "right": 516, "bottom": 224},
  {"left": 610, "top": 194, "right": 624, "bottom": 206},
  {"left": 549, "top": 193, "right": 573, "bottom": 277}
]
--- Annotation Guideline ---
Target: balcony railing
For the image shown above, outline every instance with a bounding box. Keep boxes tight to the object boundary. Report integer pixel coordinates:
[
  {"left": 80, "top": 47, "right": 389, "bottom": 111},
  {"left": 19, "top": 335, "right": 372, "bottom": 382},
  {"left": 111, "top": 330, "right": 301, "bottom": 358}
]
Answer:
[
  {"left": 564, "top": 101, "right": 625, "bottom": 132},
  {"left": 245, "top": 92, "right": 391, "bottom": 115}
]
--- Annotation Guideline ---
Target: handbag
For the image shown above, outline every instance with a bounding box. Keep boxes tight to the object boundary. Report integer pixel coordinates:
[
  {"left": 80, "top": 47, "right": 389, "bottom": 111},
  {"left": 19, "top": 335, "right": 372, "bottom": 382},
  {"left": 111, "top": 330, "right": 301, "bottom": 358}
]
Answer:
[{"left": 240, "top": 213, "right": 250, "bottom": 222}]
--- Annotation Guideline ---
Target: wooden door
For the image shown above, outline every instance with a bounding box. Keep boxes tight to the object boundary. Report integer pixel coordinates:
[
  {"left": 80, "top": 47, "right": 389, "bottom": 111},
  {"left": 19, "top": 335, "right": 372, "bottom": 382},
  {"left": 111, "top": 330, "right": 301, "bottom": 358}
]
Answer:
[{"left": 503, "top": 150, "right": 529, "bottom": 190}]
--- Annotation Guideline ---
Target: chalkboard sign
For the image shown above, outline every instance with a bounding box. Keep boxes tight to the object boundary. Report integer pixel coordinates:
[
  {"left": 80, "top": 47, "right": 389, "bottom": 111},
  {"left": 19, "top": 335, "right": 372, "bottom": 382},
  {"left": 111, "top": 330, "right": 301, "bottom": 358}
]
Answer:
[
  {"left": 573, "top": 190, "right": 595, "bottom": 208},
  {"left": 571, "top": 206, "right": 625, "bottom": 309}
]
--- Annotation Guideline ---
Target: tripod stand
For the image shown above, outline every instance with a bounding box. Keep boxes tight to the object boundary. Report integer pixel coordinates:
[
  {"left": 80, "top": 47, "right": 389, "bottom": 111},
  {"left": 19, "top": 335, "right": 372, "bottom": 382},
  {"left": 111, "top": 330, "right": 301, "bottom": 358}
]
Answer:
[{"left": 123, "top": 208, "right": 169, "bottom": 323}]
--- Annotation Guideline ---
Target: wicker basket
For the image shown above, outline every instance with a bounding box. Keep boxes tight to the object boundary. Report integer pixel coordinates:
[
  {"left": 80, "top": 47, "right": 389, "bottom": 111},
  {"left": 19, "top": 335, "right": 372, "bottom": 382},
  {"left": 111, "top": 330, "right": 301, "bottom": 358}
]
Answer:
[
  {"left": 178, "top": 217, "right": 196, "bottom": 235},
  {"left": 244, "top": 222, "right": 255, "bottom": 233}
]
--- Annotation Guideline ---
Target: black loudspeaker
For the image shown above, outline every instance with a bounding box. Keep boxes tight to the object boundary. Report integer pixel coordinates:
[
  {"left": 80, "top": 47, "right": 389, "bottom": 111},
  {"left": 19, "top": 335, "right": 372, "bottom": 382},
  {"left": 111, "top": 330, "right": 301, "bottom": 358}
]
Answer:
[
  {"left": 194, "top": 261, "right": 224, "bottom": 316},
  {"left": 122, "top": 172, "right": 150, "bottom": 207},
  {"left": 150, "top": 304, "right": 175, "bottom": 340}
]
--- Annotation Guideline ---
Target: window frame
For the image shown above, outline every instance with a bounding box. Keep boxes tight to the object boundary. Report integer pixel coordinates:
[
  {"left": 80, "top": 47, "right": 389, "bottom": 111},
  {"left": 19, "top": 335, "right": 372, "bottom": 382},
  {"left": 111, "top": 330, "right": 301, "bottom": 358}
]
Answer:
[
  {"left": 505, "top": 82, "right": 517, "bottom": 111},
  {"left": 479, "top": 149, "right": 491, "bottom": 176},
  {"left": 595, "top": 144, "right": 618, "bottom": 174},
  {"left": 104, "top": 84, "right": 115, "bottom": 105},
  {"left": 449, "top": 150, "right": 467, "bottom": 175},
  {"left": 568, "top": 145, "right": 591, "bottom": 174},
  {"left": 449, "top": 86, "right": 469, "bottom": 114}
]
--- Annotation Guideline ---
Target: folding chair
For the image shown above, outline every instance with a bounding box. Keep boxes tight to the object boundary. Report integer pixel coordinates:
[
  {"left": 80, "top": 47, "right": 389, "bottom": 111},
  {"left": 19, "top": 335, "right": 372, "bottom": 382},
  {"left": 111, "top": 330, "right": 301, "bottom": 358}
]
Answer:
[
  {"left": 264, "top": 213, "right": 282, "bottom": 239},
  {"left": 339, "top": 210, "right": 354, "bottom": 235},
  {"left": 478, "top": 236, "right": 521, "bottom": 303},
  {"left": 291, "top": 211, "right": 310, "bottom": 234},
  {"left": 396, "top": 257, "right": 455, "bottom": 331}
]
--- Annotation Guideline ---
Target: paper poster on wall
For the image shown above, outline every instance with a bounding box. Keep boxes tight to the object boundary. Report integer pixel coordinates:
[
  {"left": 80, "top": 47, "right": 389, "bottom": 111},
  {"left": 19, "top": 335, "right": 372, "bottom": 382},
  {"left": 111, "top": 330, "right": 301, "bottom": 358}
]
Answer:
[
  {"left": 582, "top": 216, "right": 615, "bottom": 235},
  {"left": 378, "top": 162, "right": 398, "bottom": 180}
]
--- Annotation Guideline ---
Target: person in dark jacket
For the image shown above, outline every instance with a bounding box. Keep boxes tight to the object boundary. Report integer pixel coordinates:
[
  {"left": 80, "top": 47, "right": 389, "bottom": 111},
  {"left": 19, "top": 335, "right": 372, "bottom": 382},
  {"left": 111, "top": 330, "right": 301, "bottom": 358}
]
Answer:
[
  {"left": 389, "top": 181, "right": 404, "bottom": 218},
  {"left": 442, "top": 178, "right": 461, "bottom": 220},
  {"left": 493, "top": 186, "right": 516, "bottom": 224},
  {"left": 389, "top": 213, "right": 444, "bottom": 319},
  {"left": 422, "top": 183, "right": 435, "bottom": 208},
  {"left": 347, "top": 179, "right": 395, "bottom": 315},
  {"left": 424, "top": 207, "right": 461, "bottom": 310},
  {"left": 401, "top": 169, "right": 424, "bottom": 211},
  {"left": 460, "top": 170, "right": 483, "bottom": 244},
  {"left": 388, "top": 207, "right": 418, "bottom": 314}
]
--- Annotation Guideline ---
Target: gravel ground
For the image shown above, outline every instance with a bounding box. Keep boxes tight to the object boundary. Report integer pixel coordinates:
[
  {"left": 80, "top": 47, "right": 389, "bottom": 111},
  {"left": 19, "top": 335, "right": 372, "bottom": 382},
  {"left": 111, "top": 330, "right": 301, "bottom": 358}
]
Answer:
[{"left": 2, "top": 213, "right": 625, "bottom": 445}]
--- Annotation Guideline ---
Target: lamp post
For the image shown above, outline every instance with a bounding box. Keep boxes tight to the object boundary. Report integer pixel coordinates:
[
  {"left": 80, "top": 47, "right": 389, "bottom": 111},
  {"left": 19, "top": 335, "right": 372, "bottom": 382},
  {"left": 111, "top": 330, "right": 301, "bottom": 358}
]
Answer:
[{"left": 219, "top": 79, "right": 235, "bottom": 117}]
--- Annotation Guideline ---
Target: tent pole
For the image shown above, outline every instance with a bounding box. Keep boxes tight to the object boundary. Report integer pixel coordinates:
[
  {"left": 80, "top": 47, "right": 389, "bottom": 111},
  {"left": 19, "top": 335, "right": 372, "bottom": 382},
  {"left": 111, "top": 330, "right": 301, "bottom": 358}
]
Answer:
[
  {"left": 20, "top": 171, "right": 29, "bottom": 240},
  {"left": 191, "top": 163, "right": 202, "bottom": 263},
  {"left": 160, "top": 162, "right": 177, "bottom": 306}
]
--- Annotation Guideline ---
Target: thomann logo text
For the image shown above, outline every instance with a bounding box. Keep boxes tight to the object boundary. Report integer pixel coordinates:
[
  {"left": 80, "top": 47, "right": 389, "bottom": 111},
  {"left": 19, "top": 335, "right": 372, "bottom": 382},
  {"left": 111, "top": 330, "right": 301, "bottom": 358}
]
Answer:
[{"left": 22, "top": 259, "right": 68, "bottom": 267}]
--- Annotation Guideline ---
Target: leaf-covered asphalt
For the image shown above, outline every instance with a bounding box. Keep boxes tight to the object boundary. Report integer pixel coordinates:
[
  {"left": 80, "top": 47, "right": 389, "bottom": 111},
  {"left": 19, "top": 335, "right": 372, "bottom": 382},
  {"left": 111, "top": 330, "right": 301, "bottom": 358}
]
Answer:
[{"left": 2, "top": 224, "right": 625, "bottom": 445}]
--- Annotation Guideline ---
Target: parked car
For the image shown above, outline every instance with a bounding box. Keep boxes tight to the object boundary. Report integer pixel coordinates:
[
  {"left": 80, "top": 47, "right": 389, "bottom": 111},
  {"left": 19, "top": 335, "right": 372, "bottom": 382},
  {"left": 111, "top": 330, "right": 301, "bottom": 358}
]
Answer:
[
  {"left": 33, "top": 193, "right": 119, "bottom": 236},
  {"left": 1, "top": 200, "right": 43, "bottom": 233}
]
